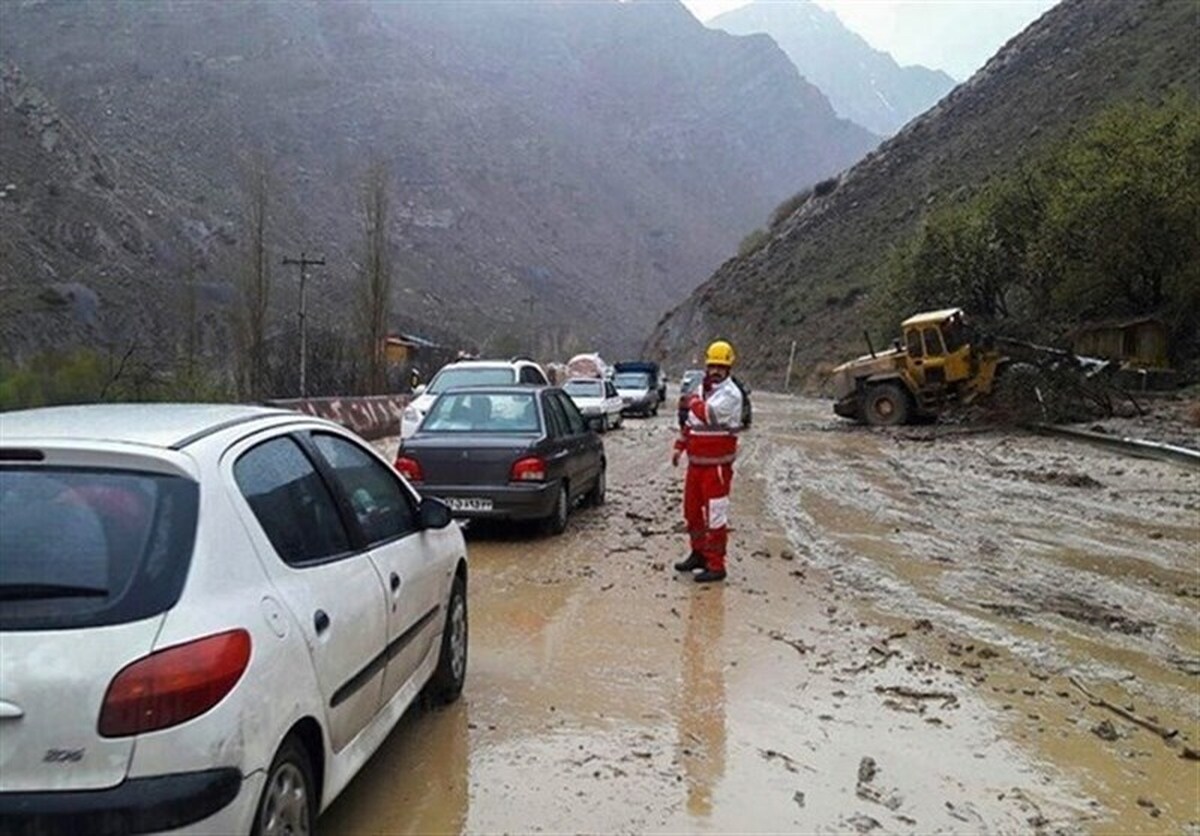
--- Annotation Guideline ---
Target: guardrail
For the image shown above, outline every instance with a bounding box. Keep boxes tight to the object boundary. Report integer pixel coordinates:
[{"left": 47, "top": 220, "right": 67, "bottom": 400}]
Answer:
[
  {"left": 268, "top": 394, "right": 411, "bottom": 441},
  {"left": 1027, "top": 423, "right": 1200, "bottom": 469}
]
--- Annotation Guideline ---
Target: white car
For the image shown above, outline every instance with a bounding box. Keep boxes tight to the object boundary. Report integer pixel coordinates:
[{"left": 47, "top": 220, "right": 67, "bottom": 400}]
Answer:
[
  {"left": 401, "top": 358, "right": 549, "bottom": 439},
  {"left": 0, "top": 404, "right": 468, "bottom": 835},
  {"left": 562, "top": 377, "right": 624, "bottom": 432}
]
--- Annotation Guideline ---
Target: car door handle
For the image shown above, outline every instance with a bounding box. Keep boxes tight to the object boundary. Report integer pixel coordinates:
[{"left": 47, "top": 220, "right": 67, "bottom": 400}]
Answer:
[
  {"left": 314, "top": 609, "right": 330, "bottom": 634},
  {"left": 550, "top": 450, "right": 569, "bottom": 460},
  {"left": 390, "top": 572, "right": 402, "bottom": 592}
]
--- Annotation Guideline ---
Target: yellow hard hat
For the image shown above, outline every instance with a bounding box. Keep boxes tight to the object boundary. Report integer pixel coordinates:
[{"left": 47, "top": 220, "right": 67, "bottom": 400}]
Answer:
[{"left": 705, "top": 340, "right": 735, "bottom": 367}]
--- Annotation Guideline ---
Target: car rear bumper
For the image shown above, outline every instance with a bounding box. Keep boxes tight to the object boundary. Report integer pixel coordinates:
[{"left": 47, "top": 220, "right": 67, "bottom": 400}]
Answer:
[
  {"left": 422, "top": 482, "right": 559, "bottom": 521},
  {"left": 0, "top": 768, "right": 242, "bottom": 836}
]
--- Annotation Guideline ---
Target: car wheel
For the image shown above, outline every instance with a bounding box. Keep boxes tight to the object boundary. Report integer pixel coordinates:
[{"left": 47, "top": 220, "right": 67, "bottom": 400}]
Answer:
[
  {"left": 599, "top": 414, "right": 609, "bottom": 433},
  {"left": 586, "top": 463, "right": 606, "bottom": 507},
  {"left": 427, "top": 574, "right": 467, "bottom": 704},
  {"left": 253, "top": 735, "right": 316, "bottom": 836},
  {"left": 543, "top": 483, "right": 569, "bottom": 535},
  {"left": 864, "top": 383, "right": 911, "bottom": 427}
]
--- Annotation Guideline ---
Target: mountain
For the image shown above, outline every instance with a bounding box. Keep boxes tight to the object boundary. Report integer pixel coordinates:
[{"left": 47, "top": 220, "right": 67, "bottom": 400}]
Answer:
[
  {"left": 646, "top": 0, "right": 1198, "bottom": 385},
  {"left": 0, "top": 0, "right": 877, "bottom": 373},
  {"left": 708, "top": 0, "right": 956, "bottom": 136}
]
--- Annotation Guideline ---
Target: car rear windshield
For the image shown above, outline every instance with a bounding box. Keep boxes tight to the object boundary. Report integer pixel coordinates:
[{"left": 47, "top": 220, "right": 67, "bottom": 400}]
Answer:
[
  {"left": 563, "top": 379, "right": 603, "bottom": 397},
  {"left": 428, "top": 367, "right": 516, "bottom": 393},
  {"left": 423, "top": 392, "right": 540, "bottom": 433},
  {"left": 0, "top": 467, "right": 198, "bottom": 631}
]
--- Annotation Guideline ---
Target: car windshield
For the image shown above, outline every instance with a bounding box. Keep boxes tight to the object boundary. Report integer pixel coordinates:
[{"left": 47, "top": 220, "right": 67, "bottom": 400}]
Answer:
[
  {"left": 422, "top": 392, "right": 540, "bottom": 433},
  {"left": 428, "top": 367, "right": 516, "bottom": 394},
  {"left": 614, "top": 373, "right": 650, "bottom": 389},
  {"left": 0, "top": 467, "right": 198, "bottom": 630},
  {"left": 563, "top": 379, "right": 603, "bottom": 397}
]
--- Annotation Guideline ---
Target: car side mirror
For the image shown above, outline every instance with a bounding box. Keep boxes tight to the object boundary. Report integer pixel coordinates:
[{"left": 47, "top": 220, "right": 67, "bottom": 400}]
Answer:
[
  {"left": 413, "top": 384, "right": 427, "bottom": 396},
  {"left": 418, "top": 496, "right": 453, "bottom": 529}
]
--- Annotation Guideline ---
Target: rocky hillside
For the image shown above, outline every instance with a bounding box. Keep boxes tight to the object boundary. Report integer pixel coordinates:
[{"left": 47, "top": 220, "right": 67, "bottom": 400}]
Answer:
[
  {"left": 709, "top": 0, "right": 956, "bottom": 136},
  {"left": 0, "top": 0, "right": 876, "bottom": 369},
  {"left": 647, "top": 0, "right": 1198, "bottom": 386}
]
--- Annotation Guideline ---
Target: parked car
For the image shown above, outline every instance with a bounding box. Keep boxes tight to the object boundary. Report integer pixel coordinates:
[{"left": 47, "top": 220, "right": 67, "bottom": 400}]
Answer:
[
  {"left": 562, "top": 377, "right": 624, "bottom": 431},
  {"left": 0, "top": 404, "right": 468, "bottom": 836},
  {"left": 612, "top": 369, "right": 660, "bottom": 417},
  {"left": 678, "top": 368, "right": 705, "bottom": 426},
  {"left": 401, "top": 357, "right": 549, "bottom": 439},
  {"left": 395, "top": 386, "right": 605, "bottom": 534}
]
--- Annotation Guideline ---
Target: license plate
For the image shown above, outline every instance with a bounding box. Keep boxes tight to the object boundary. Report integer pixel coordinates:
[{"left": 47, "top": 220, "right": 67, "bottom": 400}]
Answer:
[{"left": 444, "top": 497, "right": 493, "bottom": 512}]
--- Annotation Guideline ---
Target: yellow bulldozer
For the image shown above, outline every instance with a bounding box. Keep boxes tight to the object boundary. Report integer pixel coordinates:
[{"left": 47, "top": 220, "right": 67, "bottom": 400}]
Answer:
[{"left": 830, "top": 308, "right": 1006, "bottom": 426}]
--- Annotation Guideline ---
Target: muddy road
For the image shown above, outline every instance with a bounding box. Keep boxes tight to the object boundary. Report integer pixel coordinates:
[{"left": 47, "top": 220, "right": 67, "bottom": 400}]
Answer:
[{"left": 325, "top": 393, "right": 1198, "bottom": 834}]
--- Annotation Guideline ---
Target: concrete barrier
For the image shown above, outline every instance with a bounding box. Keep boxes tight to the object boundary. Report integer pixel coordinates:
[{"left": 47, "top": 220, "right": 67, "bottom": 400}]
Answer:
[{"left": 268, "top": 394, "right": 411, "bottom": 440}]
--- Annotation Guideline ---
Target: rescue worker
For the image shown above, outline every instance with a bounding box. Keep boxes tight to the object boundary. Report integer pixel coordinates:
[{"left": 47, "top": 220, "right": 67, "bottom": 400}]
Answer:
[{"left": 672, "top": 340, "right": 743, "bottom": 583}]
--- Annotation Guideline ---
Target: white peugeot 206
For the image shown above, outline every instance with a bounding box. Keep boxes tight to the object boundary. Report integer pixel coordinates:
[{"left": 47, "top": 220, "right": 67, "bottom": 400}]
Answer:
[{"left": 0, "top": 404, "right": 468, "bottom": 835}]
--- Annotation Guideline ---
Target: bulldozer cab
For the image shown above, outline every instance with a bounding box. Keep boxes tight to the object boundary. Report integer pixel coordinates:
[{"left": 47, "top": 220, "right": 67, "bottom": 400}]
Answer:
[{"left": 901, "top": 308, "right": 973, "bottom": 390}]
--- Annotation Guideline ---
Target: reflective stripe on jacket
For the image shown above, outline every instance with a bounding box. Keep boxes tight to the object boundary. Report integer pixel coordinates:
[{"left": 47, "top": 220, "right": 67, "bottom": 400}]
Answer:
[{"left": 675, "top": 376, "right": 743, "bottom": 463}]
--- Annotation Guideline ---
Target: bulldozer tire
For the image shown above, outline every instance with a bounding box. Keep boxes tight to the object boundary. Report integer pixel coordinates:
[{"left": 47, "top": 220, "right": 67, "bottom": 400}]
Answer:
[{"left": 863, "top": 383, "right": 910, "bottom": 426}]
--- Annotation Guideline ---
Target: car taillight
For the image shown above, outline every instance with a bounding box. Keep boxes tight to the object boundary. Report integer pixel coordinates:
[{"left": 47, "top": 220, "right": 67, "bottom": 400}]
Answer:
[
  {"left": 395, "top": 455, "right": 424, "bottom": 483},
  {"left": 99, "top": 629, "right": 251, "bottom": 737},
  {"left": 510, "top": 456, "right": 546, "bottom": 482}
]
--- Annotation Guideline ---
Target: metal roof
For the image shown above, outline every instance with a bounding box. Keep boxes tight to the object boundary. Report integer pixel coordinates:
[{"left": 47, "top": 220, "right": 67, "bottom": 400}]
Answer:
[{"left": 901, "top": 308, "right": 964, "bottom": 328}]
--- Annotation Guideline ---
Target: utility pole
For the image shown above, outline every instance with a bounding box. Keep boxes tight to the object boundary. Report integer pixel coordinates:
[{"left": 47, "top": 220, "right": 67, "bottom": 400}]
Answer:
[{"left": 282, "top": 252, "right": 325, "bottom": 397}]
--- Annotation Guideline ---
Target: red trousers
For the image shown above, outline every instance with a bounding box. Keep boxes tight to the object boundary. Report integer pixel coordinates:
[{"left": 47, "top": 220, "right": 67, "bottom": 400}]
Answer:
[{"left": 684, "top": 463, "right": 733, "bottom": 573}]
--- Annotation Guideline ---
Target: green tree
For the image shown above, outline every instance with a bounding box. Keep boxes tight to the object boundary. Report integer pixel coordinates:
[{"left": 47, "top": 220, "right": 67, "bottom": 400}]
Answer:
[
  {"left": 877, "top": 96, "right": 1200, "bottom": 360},
  {"left": 1034, "top": 98, "right": 1200, "bottom": 329}
]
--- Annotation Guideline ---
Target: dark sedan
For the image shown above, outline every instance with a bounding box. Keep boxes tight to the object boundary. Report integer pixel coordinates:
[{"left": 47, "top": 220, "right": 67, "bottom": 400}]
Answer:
[{"left": 394, "top": 386, "right": 605, "bottom": 534}]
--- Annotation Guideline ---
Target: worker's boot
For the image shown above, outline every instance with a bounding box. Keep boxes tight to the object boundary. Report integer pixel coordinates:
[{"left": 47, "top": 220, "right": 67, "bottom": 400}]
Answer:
[
  {"left": 694, "top": 569, "right": 727, "bottom": 583},
  {"left": 674, "top": 551, "right": 704, "bottom": 572}
]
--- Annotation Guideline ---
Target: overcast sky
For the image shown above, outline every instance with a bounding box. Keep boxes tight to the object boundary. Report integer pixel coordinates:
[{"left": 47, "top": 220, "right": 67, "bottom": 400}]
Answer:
[{"left": 681, "top": 0, "right": 1060, "bottom": 81}]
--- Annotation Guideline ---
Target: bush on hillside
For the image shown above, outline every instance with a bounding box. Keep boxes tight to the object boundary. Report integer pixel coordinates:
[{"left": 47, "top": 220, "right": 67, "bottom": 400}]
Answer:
[
  {"left": 770, "top": 189, "right": 811, "bottom": 228},
  {"left": 738, "top": 227, "right": 769, "bottom": 257},
  {"left": 0, "top": 348, "right": 233, "bottom": 410}
]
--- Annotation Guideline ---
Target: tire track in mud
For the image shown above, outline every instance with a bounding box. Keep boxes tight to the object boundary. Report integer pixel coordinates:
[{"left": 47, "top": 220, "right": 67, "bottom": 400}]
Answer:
[{"left": 756, "top": 393, "right": 1200, "bottom": 834}]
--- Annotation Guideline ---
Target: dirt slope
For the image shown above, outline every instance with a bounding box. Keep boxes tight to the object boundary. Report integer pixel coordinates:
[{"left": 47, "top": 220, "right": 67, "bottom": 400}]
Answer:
[
  {"left": 0, "top": 0, "right": 877, "bottom": 361},
  {"left": 647, "top": 0, "right": 1200, "bottom": 388}
]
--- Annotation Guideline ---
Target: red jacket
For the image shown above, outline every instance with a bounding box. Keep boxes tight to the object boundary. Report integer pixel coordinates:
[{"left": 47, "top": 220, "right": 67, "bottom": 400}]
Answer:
[{"left": 675, "top": 376, "right": 743, "bottom": 465}]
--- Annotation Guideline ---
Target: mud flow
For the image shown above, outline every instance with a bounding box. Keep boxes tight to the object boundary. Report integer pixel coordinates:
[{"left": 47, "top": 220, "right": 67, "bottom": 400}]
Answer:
[{"left": 328, "top": 396, "right": 1198, "bottom": 833}]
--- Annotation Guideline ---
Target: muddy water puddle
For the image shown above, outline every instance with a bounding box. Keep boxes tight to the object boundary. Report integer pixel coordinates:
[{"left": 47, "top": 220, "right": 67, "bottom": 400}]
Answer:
[{"left": 332, "top": 395, "right": 1196, "bottom": 833}]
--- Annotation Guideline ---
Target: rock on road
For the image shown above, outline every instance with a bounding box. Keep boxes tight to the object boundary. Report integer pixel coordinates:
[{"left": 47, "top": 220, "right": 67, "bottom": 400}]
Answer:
[{"left": 323, "top": 392, "right": 1198, "bottom": 834}]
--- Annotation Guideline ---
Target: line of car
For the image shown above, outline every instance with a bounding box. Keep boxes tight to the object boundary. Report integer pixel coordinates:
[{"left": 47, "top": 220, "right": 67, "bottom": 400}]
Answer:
[
  {"left": 0, "top": 357, "right": 671, "bottom": 835},
  {"left": 395, "top": 357, "right": 664, "bottom": 535}
]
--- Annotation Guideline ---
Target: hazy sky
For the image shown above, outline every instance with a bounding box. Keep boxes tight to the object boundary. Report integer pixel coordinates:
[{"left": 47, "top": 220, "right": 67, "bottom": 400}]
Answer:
[{"left": 681, "top": 0, "right": 1060, "bottom": 81}]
